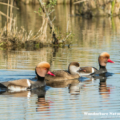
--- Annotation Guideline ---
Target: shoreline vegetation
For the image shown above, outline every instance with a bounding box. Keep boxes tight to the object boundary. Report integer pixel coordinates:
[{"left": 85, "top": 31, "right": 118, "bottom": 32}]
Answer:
[
  {"left": 0, "top": 0, "right": 72, "bottom": 49},
  {"left": 17, "top": 0, "right": 120, "bottom": 17},
  {"left": 0, "top": 0, "right": 120, "bottom": 49},
  {"left": 76, "top": 0, "right": 120, "bottom": 18}
]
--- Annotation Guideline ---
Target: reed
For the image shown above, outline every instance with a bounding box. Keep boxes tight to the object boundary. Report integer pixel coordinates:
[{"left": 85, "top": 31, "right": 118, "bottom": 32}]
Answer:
[
  {"left": 0, "top": 0, "right": 52, "bottom": 48},
  {"left": 0, "top": 0, "right": 72, "bottom": 49},
  {"left": 0, "top": 15, "right": 51, "bottom": 48}
]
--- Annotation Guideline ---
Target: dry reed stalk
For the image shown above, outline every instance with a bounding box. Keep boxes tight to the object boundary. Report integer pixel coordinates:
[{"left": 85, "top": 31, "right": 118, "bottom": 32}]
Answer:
[
  {"left": 74, "top": 0, "right": 88, "bottom": 4},
  {"left": 9, "top": 0, "right": 13, "bottom": 32},
  {"left": 0, "top": 11, "right": 15, "bottom": 21},
  {"left": 38, "top": 0, "right": 59, "bottom": 44},
  {"left": 0, "top": 2, "right": 19, "bottom": 9},
  {"left": 6, "top": 0, "right": 9, "bottom": 36},
  {"left": 0, "top": 0, "right": 72, "bottom": 47}
]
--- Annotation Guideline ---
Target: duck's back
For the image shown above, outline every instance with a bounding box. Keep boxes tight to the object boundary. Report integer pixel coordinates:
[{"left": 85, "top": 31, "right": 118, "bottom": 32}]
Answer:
[
  {"left": 45, "top": 70, "right": 79, "bottom": 81},
  {"left": 79, "top": 67, "right": 98, "bottom": 75}
]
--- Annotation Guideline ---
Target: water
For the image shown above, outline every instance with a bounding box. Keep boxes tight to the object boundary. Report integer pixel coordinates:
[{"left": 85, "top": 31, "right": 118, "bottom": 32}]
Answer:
[{"left": 0, "top": 4, "right": 120, "bottom": 120}]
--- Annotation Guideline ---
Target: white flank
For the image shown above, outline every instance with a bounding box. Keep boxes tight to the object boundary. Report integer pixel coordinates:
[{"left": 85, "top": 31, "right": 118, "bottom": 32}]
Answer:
[
  {"left": 27, "top": 79, "right": 31, "bottom": 87},
  {"left": 92, "top": 68, "right": 94, "bottom": 73},
  {"left": 78, "top": 73, "right": 90, "bottom": 76},
  {"left": 8, "top": 86, "right": 27, "bottom": 92}
]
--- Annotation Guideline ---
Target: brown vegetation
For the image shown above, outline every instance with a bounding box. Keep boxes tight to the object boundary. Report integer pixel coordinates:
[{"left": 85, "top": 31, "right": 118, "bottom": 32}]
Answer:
[
  {"left": 0, "top": 0, "right": 72, "bottom": 49},
  {"left": 74, "top": 0, "right": 120, "bottom": 17},
  {"left": 0, "top": 0, "right": 51, "bottom": 48}
]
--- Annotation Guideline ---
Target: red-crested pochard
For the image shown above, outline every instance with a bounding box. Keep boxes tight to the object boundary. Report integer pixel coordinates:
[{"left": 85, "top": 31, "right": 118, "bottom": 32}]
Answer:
[
  {"left": 79, "top": 52, "right": 114, "bottom": 75},
  {"left": 45, "top": 62, "right": 85, "bottom": 81},
  {"left": 0, "top": 62, "right": 54, "bottom": 91}
]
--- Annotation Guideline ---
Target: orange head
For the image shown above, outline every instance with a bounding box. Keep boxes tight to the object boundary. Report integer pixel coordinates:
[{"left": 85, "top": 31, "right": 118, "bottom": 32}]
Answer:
[
  {"left": 36, "top": 62, "right": 55, "bottom": 77},
  {"left": 36, "top": 62, "right": 50, "bottom": 77},
  {"left": 98, "top": 52, "right": 114, "bottom": 66},
  {"left": 36, "top": 62, "right": 50, "bottom": 70}
]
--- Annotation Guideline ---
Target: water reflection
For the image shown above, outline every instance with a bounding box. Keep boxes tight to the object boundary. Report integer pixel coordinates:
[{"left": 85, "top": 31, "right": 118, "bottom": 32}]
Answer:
[
  {"left": 46, "top": 79, "right": 79, "bottom": 88},
  {"left": 0, "top": 90, "right": 31, "bottom": 97},
  {"left": 31, "top": 87, "right": 50, "bottom": 112},
  {"left": 0, "top": 69, "right": 118, "bottom": 119},
  {"left": 68, "top": 81, "right": 80, "bottom": 95},
  {"left": 99, "top": 74, "right": 111, "bottom": 99},
  {"left": 0, "top": 80, "right": 82, "bottom": 117},
  {"left": 84, "top": 74, "right": 111, "bottom": 99}
]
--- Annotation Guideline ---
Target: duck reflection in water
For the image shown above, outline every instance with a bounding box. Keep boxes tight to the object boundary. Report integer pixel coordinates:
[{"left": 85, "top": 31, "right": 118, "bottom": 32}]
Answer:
[
  {"left": 0, "top": 90, "right": 32, "bottom": 97},
  {"left": 84, "top": 73, "right": 112, "bottom": 98},
  {"left": 98, "top": 74, "right": 111, "bottom": 99},
  {"left": 31, "top": 87, "right": 50, "bottom": 112},
  {"left": 86, "top": 74, "right": 112, "bottom": 99},
  {"left": 0, "top": 86, "right": 51, "bottom": 112},
  {"left": 46, "top": 79, "right": 79, "bottom": 88},
  {"left": 68, "top": 81, "right": 84, "bottom": 100},
  {"left": 46, "top": 78, "right": 84, "bottom": 100},
  {"left": 69, "top": 82, "right": 80, "bottom": 95}
]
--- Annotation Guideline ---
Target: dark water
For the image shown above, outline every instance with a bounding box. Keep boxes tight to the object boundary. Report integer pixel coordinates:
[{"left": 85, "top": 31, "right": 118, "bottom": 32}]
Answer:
[{"left": 0, "top": 4, "right": 120, "bottom": 120}]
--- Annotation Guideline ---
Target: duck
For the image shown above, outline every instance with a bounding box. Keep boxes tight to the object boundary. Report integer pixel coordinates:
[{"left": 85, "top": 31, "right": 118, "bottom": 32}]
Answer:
[
  {"left": 0, "top": 62, "right": 54, "bottom": 91},
  {"left": 45, "top": 62, "right": 85, "bottom": 81},
  {"left": 79, "top": 52, "right": 114, "bottom": 76}
]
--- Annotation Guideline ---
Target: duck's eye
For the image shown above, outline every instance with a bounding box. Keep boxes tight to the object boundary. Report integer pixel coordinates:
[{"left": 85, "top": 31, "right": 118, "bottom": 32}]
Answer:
[{"left": 105, "top": 56, "right": 109, "bottom": 59}]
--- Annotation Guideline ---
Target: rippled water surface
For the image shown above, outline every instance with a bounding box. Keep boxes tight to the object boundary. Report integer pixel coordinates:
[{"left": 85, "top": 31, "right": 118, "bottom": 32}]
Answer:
[{"left": 0, "top": 4, "right": 120, "bottom": 120}]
